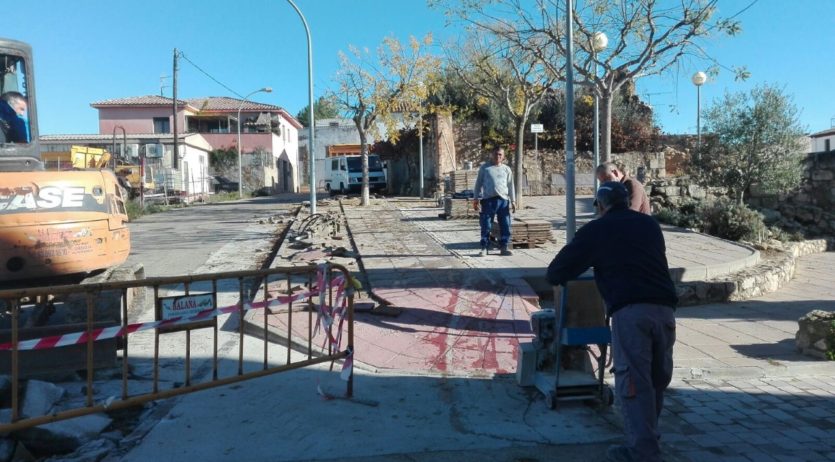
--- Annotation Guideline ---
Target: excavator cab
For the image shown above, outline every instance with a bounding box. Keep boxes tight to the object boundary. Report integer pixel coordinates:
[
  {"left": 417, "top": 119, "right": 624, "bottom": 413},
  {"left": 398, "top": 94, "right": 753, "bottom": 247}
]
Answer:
[
  {"left": 0, "top": 39, "right": 40, "bottom": 171},
  {"left": 0, "top": 38, "right": 130, "bottom": 284}
]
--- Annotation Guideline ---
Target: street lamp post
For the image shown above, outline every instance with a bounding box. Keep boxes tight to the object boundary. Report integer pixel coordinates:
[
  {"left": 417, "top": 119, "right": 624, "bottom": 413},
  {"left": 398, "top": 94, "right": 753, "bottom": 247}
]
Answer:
[
  {"left": 237, "top": 87, "right": 272, "bottom": 199},
  {"left": 286, "top": 0, "right": 316, "bottom": 215},
  {"left": 418, "top": 111, "right": 424, "bottom": 198},
  {"left": 417, "top": 81, "right": 425, "bottom": 199},
  {"left": 692, "top": 71, "right": 707, "bottom": 157},
  {"left": 591, "top": 31, "right": 608, "bottom": 193},
  {"left": 565, "top": 0, "right": 577, "bottom": 241}
]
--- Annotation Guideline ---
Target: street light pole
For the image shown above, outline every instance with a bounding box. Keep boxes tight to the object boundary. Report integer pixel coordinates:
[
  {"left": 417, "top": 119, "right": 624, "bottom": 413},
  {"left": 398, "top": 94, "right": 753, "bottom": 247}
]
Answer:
[
  {"left": 692, "top": 71, "right": 707, "bottom": 158},
  {"left": 237, "top": 87, "right": 272, "bottom": 199},
  {"left": 418, "top": 113, "right": 424, "bottom": 198},
  {"left": 565, "top": 0, "right": 577, "bottom": 242},
  {"left": 416, "top": 81, "right": 425, "bottom": 199},
  {"left": 287, "top": 0, "right": 317, "bottom": 215},
  {"left": 591, "top": 31, "right": 608, "bottom": 193}
]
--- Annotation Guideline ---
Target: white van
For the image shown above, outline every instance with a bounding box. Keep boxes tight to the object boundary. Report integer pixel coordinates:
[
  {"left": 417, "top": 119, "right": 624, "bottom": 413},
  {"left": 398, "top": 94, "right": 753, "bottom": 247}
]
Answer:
[{"left": 324, "top": 155, "right": 386, "bottom": 195}]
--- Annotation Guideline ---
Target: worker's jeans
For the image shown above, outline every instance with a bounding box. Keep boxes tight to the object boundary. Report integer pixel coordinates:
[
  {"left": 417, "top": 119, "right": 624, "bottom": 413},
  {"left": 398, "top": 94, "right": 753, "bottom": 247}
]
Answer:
[
  {"left": 611, "top": 303, "right": 676, "bottom": 462},
  {"left": 478, "top": 196, "right": 511, "bottom": 249}
]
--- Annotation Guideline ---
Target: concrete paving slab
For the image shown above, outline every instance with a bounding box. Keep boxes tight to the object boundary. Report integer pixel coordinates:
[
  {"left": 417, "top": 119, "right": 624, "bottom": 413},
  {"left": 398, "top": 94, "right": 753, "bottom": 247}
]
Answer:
[
  {"left": 336, "top": 198, "right": 835, "bottom": 381},
  {"left": 117, "top": 194, "right": 835, "bottom": 462},
  {"left": 119, "top": 338, "right": 623, "bottom": 462}
]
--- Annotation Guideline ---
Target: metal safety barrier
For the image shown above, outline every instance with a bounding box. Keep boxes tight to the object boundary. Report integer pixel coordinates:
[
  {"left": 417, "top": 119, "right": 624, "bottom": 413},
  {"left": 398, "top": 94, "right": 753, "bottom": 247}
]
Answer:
[{"left": 0, "top": 263, "right": 355, "bottom": 432}]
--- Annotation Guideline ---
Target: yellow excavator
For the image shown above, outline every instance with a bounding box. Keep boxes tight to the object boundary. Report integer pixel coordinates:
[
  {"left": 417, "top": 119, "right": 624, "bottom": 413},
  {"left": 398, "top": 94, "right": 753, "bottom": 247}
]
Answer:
[
  {"left": 43, "top": 146, "right": 156, "bottom": 199},
  {"left": 41, "top": 146, "right": 111, "bottom": 170},
  {"left": 0, "top": 38, "right": 130, "bottom": 284}
]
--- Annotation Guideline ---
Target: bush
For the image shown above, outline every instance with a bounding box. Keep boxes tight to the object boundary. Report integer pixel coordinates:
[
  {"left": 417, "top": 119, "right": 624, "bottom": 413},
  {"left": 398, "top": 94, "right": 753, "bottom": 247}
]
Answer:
[
  {"left": 654, "top": 199, "right": 701, "bottom": 229},
  {"left": 828, "top": 320, "right": 835, "bottom": 361},
  {"left": 767, "top": 226, "right": 805, "bottom": 243},
  {"left": 126, "top": 200, "right": 144, "bottom": 221},
  {"left": 654, "top": 207, "right": 680, "bottom": 227},
  {"left": 655, "top": 197, "right": 767, "bottom": 243},
  {"left": 698, "top": 197, "right": 766, "bottom": 242},
  {"left": 125, "top": 200, "right": 172, "bottom": 220}
]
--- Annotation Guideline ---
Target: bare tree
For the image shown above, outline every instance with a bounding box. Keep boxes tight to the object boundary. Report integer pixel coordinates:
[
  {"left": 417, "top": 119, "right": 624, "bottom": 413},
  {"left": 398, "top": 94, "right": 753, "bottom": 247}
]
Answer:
[
  {"left": 332, "top": 35, "right": 440, "bottom": 205},
  {"left": 435, "top": 0, "right": 748, "bottom": 162},
  {"left": 446, "top": 29, "right": 559, "bottom": 207}
]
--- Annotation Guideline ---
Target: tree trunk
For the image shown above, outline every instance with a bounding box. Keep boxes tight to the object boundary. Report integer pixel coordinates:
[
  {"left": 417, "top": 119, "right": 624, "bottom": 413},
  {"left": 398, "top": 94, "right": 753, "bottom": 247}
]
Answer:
[
  {"left": 514, "top": 118, "right": 526, "bottom": 208},
  {"left": 360, "top": 130, "right": 370, "bottom": 206},
  {"left": 600, "top": 91, "right": 613, "bottom": 164}
]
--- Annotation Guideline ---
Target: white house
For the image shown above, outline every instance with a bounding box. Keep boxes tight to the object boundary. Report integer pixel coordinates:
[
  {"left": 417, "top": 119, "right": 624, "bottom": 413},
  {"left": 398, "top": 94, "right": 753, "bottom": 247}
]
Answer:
[{"left": 810, "top": 127, "right": 835, "bottom": 153}]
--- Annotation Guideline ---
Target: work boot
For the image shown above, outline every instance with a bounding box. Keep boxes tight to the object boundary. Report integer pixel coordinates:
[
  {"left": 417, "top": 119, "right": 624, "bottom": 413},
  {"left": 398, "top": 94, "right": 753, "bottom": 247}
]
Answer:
[{"left": 500, "top": 246, "right": 513, "bottom": 256}]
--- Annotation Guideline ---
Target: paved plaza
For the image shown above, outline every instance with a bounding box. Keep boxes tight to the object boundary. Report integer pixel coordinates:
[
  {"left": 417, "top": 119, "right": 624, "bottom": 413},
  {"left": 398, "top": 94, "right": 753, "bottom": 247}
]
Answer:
[{"left": 141, "top": 194, "right": 834, "bottom": 462}]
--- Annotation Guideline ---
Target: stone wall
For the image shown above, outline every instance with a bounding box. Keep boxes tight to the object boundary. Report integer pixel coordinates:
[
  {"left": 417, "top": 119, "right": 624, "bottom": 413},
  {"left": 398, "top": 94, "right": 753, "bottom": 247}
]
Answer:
[
  {"left": 748, "top": 151, "right": 835, "bottom": 237},
  {"left": 676, "top": 239, "right": 828, "bottom": 306},
  {"left": 516, "top": 149, "right": 670, "bottom": 197},
  {"left": 796, "top": 310, "right": 835, "bottom": 360},
  {"left": 450, "top": 119, "right": 484, "bottom": 171},
  {"left": 646, "top": 177, "right": 728, "bottom": 211}
]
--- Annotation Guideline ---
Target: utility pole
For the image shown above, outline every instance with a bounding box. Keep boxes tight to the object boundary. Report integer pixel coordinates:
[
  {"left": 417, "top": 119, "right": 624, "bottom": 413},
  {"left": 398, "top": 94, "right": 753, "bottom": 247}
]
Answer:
[{"left": 172, "top": 48, "right": 179, "bottom": 170}]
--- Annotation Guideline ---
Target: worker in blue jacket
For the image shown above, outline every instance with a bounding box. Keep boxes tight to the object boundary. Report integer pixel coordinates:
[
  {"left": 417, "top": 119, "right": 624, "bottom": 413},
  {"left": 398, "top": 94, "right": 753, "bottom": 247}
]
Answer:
[
  {"left": 546, "top": 181, "right": 677, "bottom": 462},
  {"left": 0, "top": 91, "right": 28, "bottom": 144}
]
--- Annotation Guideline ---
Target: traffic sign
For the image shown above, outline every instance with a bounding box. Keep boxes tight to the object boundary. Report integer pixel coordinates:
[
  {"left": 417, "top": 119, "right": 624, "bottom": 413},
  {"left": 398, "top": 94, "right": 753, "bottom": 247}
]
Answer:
[{"left": 530, "top": 123, "right": 544, "bottom": 133}]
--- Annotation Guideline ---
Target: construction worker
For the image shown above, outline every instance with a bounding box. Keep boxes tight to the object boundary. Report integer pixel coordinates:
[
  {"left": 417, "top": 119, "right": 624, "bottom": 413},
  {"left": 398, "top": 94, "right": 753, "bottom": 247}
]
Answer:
[
  {"left": 0, "top": 91, "right": 28, "bottom": 143},
  {"left": 546, "top": 181, "right": 677, "bottom": 462},
  {"left": 472, "top": 147, "right": 515, "bottom": 256},
  {"left": 596, "top": 162, "right": 650, "bottom": 214}
]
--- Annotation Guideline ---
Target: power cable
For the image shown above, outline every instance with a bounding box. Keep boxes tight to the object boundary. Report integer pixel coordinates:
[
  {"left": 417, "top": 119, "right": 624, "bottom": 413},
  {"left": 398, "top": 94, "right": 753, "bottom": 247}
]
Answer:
[{"left": 178, "top": 51, "right": 244, "bottom": 98}]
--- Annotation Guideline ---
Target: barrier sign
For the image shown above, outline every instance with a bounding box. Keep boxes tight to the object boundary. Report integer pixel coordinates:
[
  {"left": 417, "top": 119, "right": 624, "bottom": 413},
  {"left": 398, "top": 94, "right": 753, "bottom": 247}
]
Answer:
[{"left": 160, "top": 293, "right": 214, "bottom": 321}]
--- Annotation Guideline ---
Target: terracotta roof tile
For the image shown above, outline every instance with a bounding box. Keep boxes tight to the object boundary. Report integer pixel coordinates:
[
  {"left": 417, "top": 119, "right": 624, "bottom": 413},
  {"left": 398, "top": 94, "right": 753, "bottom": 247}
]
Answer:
[
  {"left": 90, "top": 95, "right": 281, "bottom": 113},
  {"left": 90, "top": 95, "right": 187, "bottom": 107},
  {"left": 88, "top": 95, "right": 303, "bottom": 129},
  {"left": 186, "top": 96, "right": 280, "bottom": 112},
  {"left": 40, "top": 133, "right": 189, "bottom": 141}
]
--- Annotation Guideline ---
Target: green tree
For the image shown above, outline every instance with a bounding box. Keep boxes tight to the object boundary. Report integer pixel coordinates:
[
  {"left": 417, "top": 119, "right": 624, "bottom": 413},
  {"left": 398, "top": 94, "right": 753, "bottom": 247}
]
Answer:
[
  {"left": 332, "top": 34, "right": 441, "bottom": 205},
  {"left": 537, "top": 86, "right": 659, "bottom": 152},
  {"left": 693, "top": 84, "right": 806, "bottom": 204},
  {"left": 435, "top": 0, "right": 748, "bottom": 162},
  {"left": 295, "top": 96, "right": 340, "bottom": 127},
  {"left": 209, "top": 147, "right": 238, "bottom": 170}
]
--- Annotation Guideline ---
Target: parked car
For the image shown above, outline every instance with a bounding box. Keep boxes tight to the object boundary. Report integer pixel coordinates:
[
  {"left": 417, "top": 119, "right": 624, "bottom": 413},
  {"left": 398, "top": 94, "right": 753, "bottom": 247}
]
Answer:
[{"left": 212, "top": 176, "right": 239, "bottom": 193}]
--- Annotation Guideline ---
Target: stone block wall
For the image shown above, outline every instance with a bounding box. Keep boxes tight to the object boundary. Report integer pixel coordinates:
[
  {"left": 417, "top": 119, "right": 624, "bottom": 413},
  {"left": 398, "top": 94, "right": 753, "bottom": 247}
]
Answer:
[
  {"left": 748, "top": 151, "right": 835, "bottom": 237},
  {"left": 450, "top": 120, "right": 484, "bottom": 171},
  {"left": 796, "top": 310, "right": 835, "bottom": 360},
  {"left": 646, "top": 177, "right": 728, "bottom": 211},
  {"left": 516, "top": 148, "right": 670, "bottom": 197}
]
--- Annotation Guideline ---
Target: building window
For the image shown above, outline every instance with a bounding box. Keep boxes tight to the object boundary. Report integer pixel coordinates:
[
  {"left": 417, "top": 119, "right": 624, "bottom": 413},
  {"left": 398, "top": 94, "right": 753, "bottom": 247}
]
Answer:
[
  {"left": 153, "top": 117, "right": 171, "bottom": 134},
  {"left": 826, "top": 139, "right": 831, "bottom": 152}
]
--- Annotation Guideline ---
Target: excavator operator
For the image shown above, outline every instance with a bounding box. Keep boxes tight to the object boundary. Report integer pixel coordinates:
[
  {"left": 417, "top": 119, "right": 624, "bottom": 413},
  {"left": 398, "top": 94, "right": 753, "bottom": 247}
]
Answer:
[{"left": 0, "top": 91, "right": 28, "bottom": 143}]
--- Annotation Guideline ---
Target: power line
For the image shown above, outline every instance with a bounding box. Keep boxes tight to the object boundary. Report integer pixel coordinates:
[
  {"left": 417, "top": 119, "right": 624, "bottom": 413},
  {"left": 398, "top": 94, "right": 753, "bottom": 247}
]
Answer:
[{"left": 178, "top": 51, "right": 243, "bottom": 98}]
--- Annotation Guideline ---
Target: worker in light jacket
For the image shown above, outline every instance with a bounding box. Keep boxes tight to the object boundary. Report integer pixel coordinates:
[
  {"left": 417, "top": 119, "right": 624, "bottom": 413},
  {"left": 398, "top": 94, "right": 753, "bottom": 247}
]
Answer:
[{"left": 472, "top": 147, "right": 515, "bottom": 256}]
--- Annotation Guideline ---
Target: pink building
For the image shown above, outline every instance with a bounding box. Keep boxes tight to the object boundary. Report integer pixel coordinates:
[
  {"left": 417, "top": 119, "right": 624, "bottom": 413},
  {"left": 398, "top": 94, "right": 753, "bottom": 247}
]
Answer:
[{"left": 90, "top": 95, "right": 303, "bottom": 193}]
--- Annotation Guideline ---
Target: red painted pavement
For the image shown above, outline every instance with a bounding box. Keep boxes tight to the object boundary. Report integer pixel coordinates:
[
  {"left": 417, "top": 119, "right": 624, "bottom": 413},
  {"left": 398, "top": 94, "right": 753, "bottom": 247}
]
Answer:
[{"left": 264, "top": 282, "right": 538, "bottom": 376}]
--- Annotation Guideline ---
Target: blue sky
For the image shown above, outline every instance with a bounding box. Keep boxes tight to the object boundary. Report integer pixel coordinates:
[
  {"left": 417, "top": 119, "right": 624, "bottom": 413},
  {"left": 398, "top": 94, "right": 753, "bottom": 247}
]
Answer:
[{"left": 4, "top": 0, "right": 834, "bottom": 136}]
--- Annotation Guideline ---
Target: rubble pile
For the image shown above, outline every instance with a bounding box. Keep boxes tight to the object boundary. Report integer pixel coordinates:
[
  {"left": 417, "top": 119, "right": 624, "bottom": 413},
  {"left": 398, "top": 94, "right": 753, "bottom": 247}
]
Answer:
[{"left": 0, "top": 377, "right": 120, "bottom": 460}]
